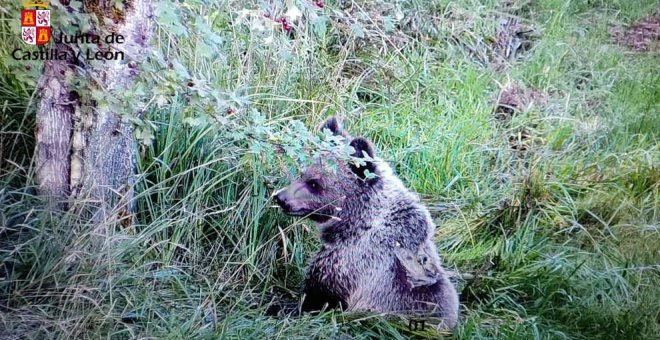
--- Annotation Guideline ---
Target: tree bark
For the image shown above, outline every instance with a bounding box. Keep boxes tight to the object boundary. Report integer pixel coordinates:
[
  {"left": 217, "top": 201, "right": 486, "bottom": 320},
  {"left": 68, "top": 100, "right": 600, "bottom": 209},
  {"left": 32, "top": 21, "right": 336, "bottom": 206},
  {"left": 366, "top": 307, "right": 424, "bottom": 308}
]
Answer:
[
  {"left": 35, "top": 0, "right": 153, "bottom": 223},
  {"left": 35, "top": 45, "right": 75, "bottom": 202}
]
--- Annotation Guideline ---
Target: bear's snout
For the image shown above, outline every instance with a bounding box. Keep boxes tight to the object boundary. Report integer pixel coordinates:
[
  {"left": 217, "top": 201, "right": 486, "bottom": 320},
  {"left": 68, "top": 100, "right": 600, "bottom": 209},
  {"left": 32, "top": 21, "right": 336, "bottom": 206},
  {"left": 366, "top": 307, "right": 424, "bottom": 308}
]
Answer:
[
  {"left": 273, "top": 187, "right": 311, "bottom": 217},
  {"left": 273, "top": 191, "right": 287, "bottom": 208},
  {"left": 274, "top": 189, "right": 298, "bottom": 214}
]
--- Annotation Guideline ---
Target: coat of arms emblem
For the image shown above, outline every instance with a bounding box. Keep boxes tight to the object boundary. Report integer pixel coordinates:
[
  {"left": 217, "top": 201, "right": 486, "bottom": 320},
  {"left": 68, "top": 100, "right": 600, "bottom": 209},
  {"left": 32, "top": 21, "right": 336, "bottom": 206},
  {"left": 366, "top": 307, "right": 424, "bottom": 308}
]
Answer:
[{"left": 21, "top": 0, "right": 51, "bottom": 45}]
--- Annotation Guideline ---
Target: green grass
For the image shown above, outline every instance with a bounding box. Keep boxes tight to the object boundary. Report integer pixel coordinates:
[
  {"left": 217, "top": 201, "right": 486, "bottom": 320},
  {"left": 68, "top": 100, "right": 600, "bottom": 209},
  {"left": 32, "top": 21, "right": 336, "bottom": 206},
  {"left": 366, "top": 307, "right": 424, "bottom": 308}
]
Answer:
[{"left": 1, "top": 0, "right": 659, "bottom": 338}]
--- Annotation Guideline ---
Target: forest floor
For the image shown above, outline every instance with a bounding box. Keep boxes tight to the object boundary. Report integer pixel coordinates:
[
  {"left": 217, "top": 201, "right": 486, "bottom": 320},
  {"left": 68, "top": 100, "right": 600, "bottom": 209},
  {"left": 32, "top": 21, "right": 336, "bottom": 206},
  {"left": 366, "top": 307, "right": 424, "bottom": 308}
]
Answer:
[{"left": 1, "top": 0, "right": 659, "bottom": 339}]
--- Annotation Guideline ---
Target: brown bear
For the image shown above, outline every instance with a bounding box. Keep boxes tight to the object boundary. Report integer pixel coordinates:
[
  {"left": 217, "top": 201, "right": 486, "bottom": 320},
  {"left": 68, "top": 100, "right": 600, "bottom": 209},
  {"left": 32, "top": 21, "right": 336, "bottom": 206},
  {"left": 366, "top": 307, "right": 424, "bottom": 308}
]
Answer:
[{"left": 274, "top": 117, "right": 459, "bottom": 329}]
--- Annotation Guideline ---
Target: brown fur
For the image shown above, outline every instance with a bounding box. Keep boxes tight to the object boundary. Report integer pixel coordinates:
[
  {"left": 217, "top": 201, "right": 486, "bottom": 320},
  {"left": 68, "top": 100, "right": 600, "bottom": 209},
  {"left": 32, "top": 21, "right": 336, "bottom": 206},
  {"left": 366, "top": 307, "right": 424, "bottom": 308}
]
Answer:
[{"left": 274, "top": 117, "right": 459, "bottom": 329}]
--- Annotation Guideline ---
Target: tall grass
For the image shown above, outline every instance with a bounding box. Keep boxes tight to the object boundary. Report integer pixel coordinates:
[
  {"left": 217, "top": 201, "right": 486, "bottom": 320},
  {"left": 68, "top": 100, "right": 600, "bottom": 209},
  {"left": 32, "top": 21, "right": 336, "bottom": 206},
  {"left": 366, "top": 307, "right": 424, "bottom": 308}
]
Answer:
[{"left": 1, "top": 0, "right": 659, "bottom": 338}]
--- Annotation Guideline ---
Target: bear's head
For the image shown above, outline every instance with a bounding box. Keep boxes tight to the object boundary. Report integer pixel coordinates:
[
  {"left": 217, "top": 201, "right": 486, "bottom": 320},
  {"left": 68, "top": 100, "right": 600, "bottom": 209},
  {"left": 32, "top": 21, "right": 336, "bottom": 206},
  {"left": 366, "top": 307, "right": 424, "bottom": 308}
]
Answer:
[{"left": 273, "top": 117, "right": 385, "bottom": 223}]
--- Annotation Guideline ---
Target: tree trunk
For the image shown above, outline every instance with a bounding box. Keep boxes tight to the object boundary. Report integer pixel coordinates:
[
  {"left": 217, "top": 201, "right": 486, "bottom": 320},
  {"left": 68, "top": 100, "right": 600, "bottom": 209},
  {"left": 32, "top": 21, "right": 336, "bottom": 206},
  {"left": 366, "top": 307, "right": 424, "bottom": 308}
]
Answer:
[
  {"left": 35, "top": 0, "right": 153, "bottom": 224},
  {"left": 35, "top": 45, "right": 74, "bottom": 201}
]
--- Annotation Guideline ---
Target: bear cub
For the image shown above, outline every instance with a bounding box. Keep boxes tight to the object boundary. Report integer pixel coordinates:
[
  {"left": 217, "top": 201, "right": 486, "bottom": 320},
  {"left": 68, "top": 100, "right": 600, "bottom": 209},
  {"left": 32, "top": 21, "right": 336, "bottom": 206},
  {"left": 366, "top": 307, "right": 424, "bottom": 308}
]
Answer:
[{"left": 274, "top": 117, "right": 459, "bottom": 329}]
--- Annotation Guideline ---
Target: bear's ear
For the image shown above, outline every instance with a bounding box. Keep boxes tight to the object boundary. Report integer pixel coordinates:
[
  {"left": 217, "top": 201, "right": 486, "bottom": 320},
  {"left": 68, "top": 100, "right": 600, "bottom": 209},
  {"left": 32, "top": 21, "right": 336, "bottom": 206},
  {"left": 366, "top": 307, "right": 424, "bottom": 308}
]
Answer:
[
  {"left": 320, "top": 116, "right": 346, "bottom": 137},
  {"left": 349, "top": 137, "right": 378, "bottom": 181}
]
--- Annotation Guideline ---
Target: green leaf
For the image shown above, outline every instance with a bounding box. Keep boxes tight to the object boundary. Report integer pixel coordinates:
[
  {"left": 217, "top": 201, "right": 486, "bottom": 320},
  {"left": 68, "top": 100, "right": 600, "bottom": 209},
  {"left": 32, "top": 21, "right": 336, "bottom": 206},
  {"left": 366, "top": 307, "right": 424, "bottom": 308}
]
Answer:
[
  {"left": 351, "top": 23, "right": 365, "bottom": 38},
  {"left": 313, "top": 15, "right": 328, "bottom": 38},
  {"left": 156, "top": 3, "right": 189, "bottom": 37},
  {"left": 155, "top": 95, "right": 168, "bottom": 108},
  {"left": 171, "top": 60, "right": 191, "bottom": 79},
  {"left": 383, "top": 16, "right": 395, "bottom": 32},
  {"left": 197, "top": 40, "right": 215, "bottom": 58},
  {"left": 139, "top": 127, "right": 155, "bottom": 146},
  {"left": 183, "top": 117, "right": 206, "bottom": 127}
]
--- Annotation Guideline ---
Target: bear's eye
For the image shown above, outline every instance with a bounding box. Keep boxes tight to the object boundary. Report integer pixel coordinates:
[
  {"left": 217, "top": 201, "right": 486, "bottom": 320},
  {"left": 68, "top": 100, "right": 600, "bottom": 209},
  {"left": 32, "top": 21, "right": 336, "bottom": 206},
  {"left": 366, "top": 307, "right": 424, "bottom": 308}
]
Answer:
[{"left": 306, "top": 179, "right": 321, "bottom": 191}]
